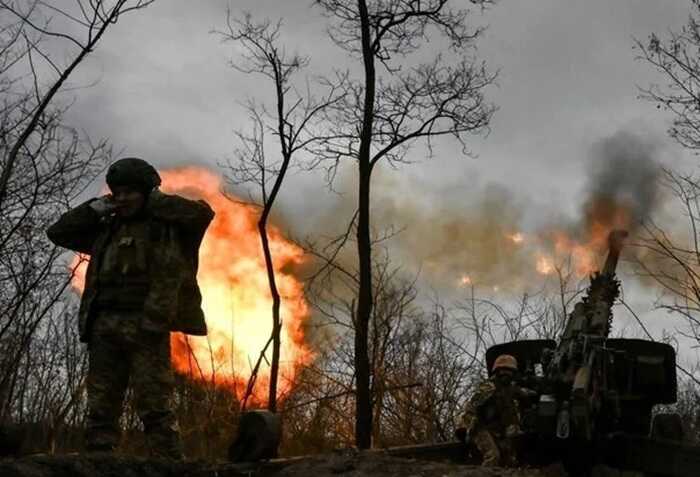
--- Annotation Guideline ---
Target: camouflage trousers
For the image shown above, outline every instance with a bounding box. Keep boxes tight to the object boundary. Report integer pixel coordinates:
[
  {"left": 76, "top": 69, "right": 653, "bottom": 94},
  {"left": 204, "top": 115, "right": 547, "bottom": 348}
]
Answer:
[
  {"left": 473, "top": 429, "right": 517, "bottom": 467},
  {"left": 86, "top": 310, "right": 182, "bottom": 459}
]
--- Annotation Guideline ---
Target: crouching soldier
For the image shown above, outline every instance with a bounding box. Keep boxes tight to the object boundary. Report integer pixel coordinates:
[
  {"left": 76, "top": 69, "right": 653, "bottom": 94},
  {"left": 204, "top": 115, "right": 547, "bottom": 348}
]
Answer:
[
  {"left": 456, "top": 354, "right": 530, "bottom": 467},
  {"left": 47, "top": 158, "right": 214, "bottom": 459}
]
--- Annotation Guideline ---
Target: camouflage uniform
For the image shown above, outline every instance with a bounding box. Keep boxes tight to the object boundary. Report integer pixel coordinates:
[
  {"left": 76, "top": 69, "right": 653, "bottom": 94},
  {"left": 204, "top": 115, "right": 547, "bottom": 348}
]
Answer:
[
  {"left": 87, "top": 310, "right": 180, "bottom": 458},
  {"left": 458, "top": 378, "right": 522, "bottom": 467},
  {"left": 47, "top": 163, "right": 214, "bottom": 458}
]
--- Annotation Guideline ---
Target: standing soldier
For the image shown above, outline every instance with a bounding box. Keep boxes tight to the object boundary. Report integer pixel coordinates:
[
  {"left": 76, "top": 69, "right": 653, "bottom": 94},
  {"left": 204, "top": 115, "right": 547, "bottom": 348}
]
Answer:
[
  {"left": 47, "top": 158, "right": 214, "bottom": 459},
  {"left": 456, "top": 354, "right": 528, "bottom": 467}
]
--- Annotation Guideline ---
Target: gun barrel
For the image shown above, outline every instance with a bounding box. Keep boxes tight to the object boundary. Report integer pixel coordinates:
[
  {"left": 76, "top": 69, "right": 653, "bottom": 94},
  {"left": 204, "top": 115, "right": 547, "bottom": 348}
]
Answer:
[{"left": 601, "top": 230, "right": 628, "bottom": 276}]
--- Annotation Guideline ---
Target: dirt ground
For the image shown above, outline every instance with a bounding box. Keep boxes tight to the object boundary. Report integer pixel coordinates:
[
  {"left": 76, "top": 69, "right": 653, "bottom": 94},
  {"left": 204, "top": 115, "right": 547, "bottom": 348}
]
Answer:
[{"left": 0, "top": 449, "right": 637, "bottom": 477}]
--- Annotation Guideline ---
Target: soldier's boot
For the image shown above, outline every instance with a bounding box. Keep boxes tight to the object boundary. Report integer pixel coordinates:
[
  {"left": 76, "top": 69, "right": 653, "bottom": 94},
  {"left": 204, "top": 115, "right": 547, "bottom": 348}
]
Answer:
[
  {"left": 473, "top": 429, "right": 501, "bottom": 467},
  {"left": 142, "top": 410, "right": 184, "bottom": 460}
]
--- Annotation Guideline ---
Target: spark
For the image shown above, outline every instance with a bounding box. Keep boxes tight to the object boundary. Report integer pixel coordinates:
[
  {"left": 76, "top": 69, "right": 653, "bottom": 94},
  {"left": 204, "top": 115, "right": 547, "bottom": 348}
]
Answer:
[
  {"left": 536, "top": 255, "right": 555, "bottom": 275},
  {"left": 508, "top": 232, "right": 525, "bottom": 244}
]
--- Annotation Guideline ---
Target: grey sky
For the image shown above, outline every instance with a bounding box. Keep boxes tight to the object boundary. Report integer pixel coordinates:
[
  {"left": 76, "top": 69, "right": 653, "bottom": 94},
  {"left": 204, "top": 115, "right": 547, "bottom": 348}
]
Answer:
[
  {"left": 51, "top": 0, "right": 699, "bottom": 364},
  {"left": 63, "top": 0, "right": 692, "bottom": 209}
]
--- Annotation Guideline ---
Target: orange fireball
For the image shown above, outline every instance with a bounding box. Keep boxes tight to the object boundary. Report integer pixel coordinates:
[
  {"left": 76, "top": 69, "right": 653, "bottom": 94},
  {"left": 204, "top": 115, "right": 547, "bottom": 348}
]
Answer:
[
  {"left": 71, "top": 167, "right": 312, "bottom": 403},
  {"left": 536, "top": 200, "right": 632, "bottom": 278}
]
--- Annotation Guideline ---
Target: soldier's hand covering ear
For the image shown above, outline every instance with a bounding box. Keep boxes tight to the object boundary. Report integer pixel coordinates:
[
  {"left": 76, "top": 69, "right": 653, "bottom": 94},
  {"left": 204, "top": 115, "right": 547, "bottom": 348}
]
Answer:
[{"left": 89, "top": 195, "right": 116, "bottom": 216}]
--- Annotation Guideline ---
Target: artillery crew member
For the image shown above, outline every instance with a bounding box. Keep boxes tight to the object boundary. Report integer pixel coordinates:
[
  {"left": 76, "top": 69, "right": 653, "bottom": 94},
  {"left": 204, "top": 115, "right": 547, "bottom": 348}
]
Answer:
[
  {"left": 456, "top": 354, "right": 528, "bottom": 467},
  {"left": 47, "top": 158, "right": 214, "bottom": 459}
]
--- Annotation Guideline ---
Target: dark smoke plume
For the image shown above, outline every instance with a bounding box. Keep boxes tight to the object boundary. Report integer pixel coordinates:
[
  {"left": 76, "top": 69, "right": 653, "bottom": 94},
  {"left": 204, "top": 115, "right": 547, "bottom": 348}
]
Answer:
[{"left": 583, "top": 130, "right": 662, "bottom": 236}]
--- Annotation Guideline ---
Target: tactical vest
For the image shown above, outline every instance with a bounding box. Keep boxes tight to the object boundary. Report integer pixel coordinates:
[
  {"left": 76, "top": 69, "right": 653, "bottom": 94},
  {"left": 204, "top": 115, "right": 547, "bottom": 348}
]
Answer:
[{"left": 94, "top": 218, "right": 154, "bottom": 310}]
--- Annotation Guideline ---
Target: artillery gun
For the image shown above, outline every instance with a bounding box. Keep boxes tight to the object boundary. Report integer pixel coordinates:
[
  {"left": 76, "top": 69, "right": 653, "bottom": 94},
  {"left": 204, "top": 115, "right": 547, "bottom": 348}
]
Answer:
[{"left": 485, "top": 230, "right": 700, "bottom": 476}]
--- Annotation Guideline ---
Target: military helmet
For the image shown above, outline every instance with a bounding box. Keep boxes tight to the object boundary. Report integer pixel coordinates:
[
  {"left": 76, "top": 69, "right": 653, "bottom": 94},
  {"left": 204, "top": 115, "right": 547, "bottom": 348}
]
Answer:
[
  {"left": 106, "top": 157, "right": 161, "bottom": 194},
  {"left": 492, "top": 354, "right": 518, "bottom": 372}
]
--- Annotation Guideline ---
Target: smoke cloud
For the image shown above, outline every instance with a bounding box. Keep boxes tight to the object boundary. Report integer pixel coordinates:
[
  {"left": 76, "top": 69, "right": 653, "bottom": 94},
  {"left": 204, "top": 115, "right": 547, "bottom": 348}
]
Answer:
[
  {"left": 303, "top": 164, "right": 532, "bottom": 292},
  {"left": 381, "top": 183, "right": 532, "bottom": 290},
  {"left": 302, "top": 129, "right": 667, "bottom": 296},
  {"left": 583, "top": 130, "right": 662, "bottom": 237}
]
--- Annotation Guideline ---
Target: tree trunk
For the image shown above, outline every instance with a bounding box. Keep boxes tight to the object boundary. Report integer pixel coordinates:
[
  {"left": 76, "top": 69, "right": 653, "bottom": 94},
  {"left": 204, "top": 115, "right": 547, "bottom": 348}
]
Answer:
[
  {"left": 355, "top": 0, "right": 375, "bottom": 450},
  {"left": 259, "top": 219, "right": 282, "bottom": 412},
  {"left": 355, "top": 167, "right": 373, "bottom": 449}
]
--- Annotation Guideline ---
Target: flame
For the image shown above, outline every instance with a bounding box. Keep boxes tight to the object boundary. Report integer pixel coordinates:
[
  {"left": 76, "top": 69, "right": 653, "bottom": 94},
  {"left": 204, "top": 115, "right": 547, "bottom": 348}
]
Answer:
[
  {"left": 460, "top": 275, "right": 472, "bottom": 286},
  {"left": 70, "top": 167, "right": 312, "bottom": 403},
  {"left": 536, "top": 200, "right": 632, "bottom": 277}
]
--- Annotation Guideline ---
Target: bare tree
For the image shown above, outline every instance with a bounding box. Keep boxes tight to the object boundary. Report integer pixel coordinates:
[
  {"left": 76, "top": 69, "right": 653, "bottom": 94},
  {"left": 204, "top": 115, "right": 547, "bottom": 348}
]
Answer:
[
  {"left": 6, "top": 301, "right": 88, "bottom": 453},
  {"left": 633, "top": 170, "right": 700, "bottom": 354},
  {"left": 313, "top": 0, "right": 496, "bottom": 448},
  {"left": 0, "top": 0, "right": 154, "bottom": 452},
  {"left": 0, "top": 107, "right": 110, "bottom": 430},
  {"left": 455, "top": 265, "right": 586, "bottom": 353},
  {"left": 635, "top": 0, "right": 700, "bottom": 150},
  {"left": 301, "top": 235, "right": 483, "bottom": 448},
  {"left": 0, "top": 0, "right": 156, "bottom": 212},
  {"left": 632, "top": 3, "right": 700, "bottom": 391},
  {"left": 218, "top": 12, "right": 341, "bottom": 412},
  {"left": 673, "top": 377, "right": 700, "bottom": 443},
  {"left": 372, "top": 298, "right": 480, "bottom": 445}
]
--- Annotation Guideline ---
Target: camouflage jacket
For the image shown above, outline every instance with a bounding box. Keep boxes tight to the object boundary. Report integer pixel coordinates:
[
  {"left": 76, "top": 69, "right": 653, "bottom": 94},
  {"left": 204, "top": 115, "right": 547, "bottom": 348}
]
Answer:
[
  {"left": 458, "top": 378, "right": 522, "bottom": 436},
  {"left": 47, "top": 190, "right": 215, "bottom": 342}
]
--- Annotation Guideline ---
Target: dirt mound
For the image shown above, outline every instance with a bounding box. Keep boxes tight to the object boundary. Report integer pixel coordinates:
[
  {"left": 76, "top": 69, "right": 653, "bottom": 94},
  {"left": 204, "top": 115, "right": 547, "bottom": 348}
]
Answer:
[
  {"left": 0, "top": 451, "right": 568, "bottom": 477},
  {"left": 274, "top": 450, "right": 566, "bottom": 477}
]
